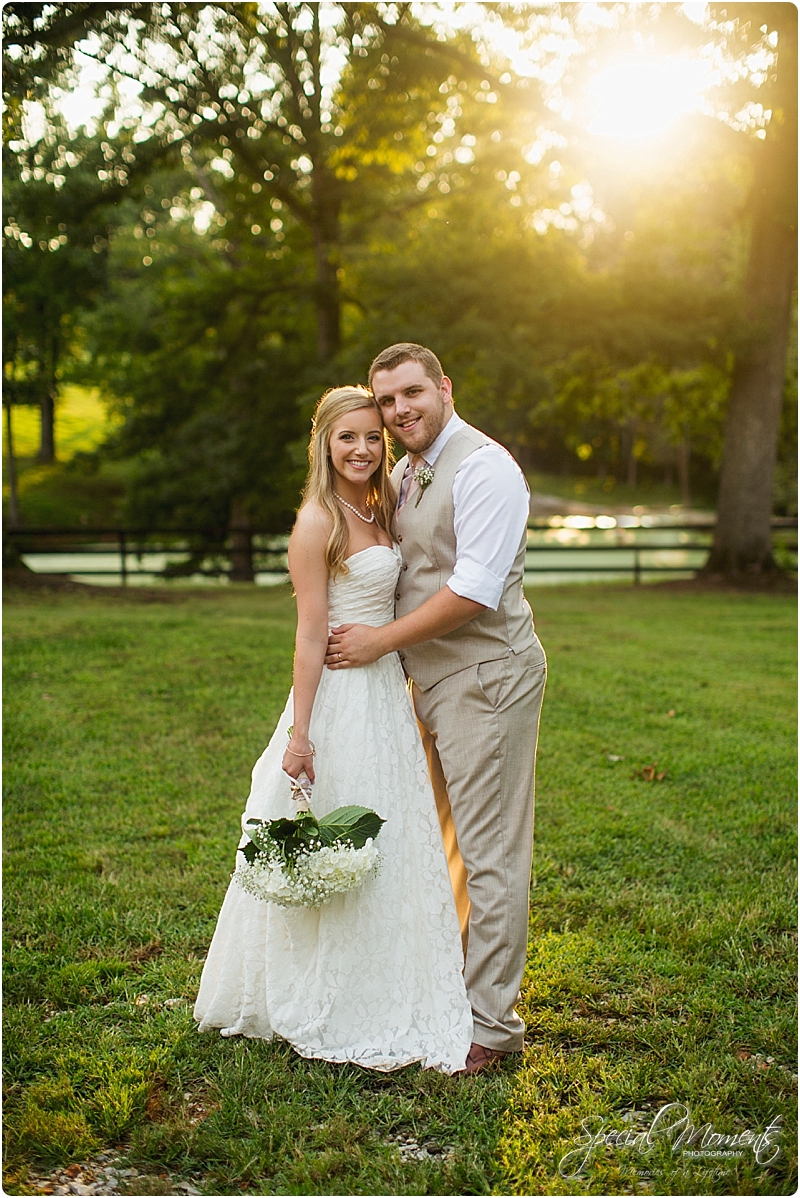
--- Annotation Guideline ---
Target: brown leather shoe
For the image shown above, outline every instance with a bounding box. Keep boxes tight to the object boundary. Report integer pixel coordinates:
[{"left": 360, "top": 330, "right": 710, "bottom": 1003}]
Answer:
[{"left": 456, "top": 1042, "right": 510, "bottom": 1076}]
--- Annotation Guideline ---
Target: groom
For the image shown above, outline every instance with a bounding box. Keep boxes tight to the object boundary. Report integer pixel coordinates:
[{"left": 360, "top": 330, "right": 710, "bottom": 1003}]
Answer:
[{"left": 326, "top": 343, "right": 546, "bottom": 1074}]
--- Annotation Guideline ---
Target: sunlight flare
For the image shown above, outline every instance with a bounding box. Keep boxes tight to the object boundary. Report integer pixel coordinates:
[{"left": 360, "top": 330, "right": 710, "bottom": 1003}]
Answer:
[{"left": 587, "top": 54, "right": 710, "bottom": 140}]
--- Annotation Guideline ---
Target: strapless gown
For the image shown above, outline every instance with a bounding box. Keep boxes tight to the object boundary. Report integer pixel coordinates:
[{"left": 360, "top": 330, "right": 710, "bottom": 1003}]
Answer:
[{"left": 194, "top": 544, "right": 473, "bottom": 1072}]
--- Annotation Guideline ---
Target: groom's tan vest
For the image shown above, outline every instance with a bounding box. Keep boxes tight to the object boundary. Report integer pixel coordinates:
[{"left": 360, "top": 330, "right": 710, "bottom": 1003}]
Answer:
[{"left": 391, "top": 422, "right": 536, "bottom": 690}]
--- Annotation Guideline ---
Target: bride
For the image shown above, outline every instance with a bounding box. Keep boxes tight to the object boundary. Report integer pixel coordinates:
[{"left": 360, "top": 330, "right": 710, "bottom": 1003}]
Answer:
[{"left": 194, "top": 386, "right": 472, "bottom": 1072}]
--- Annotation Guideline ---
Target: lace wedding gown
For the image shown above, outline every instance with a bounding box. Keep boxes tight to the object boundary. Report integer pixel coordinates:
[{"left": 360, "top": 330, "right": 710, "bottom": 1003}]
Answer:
[{"left": 194, "top": 544, "right": 473, "bottom": 1073}]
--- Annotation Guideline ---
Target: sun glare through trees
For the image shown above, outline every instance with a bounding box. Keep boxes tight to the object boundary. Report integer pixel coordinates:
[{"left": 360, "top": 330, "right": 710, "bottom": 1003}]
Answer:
[
  {"left": 586, "top": 53, "right": 711, "bottom": 140},
  {"left": 2, "top": 2, "right": 796, "bottom": 577}
]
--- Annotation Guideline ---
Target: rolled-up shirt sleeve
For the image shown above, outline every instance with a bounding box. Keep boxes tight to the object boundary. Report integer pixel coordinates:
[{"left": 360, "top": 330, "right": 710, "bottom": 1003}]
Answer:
[{"left": 447, "top": 445, "right": 530, "bottom": 609}]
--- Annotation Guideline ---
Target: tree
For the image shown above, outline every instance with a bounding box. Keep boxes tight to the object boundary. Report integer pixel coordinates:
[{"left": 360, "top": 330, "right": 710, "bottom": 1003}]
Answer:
[
  {"left": 2, "top": 5, "right": 169, "bottom": 460},
  {"left": 7, "top": 1, "right": 793, "bottom": 551},
  {"left": 5, "top": 2, "right": 549, "bottom": 558},
  {"left": 491, "top": 3, "right": 796, "bottom": 527},
  {"left": 703, "top": 4, "right": 797, "bottom": 575},
  {"left": 4, "top": 2, "right": 541, "bottom": 366},
  {"left": 2, "top": 138, "right": 112, "bottom": 461},
  {"left": 84, "top": 173, "right": 313, "bottom": 552},
  {"left": 341, "top": 101, "right": 738, "bottom": 494}
]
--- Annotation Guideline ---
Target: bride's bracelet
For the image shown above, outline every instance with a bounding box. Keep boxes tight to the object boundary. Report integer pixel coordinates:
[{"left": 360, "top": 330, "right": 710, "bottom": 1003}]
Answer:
[{"left": 285, "top": 741, "right": 316, "bottom": 757}]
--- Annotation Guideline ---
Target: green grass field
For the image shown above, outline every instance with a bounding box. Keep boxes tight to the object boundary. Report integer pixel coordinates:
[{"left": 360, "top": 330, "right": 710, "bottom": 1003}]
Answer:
[
  {"left": 3, "top": 583, "right": 797, "bottom": 1196},
  {"left": 3, "top": 387, "right": 127, "bottom": 527},
  {"left": 525, "top": 471, "right": 704, "bottom": 512},
  {"left": 3, "top": 388, "right": 119, "bottom": 462}
]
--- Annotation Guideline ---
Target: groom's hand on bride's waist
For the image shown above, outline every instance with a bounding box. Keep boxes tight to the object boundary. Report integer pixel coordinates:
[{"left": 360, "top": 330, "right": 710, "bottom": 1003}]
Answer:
[
  {"left": 326, "top": 624, "right": 385, "bottom": 669},
  {"left": 326, "top": 591, "right": 485, "bottom": 669}
]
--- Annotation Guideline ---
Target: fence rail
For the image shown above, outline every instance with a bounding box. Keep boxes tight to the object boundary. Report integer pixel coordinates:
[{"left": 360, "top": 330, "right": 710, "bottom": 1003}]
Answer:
[{"left": 5, "top": 521, "right": 797, "bottom": 587}]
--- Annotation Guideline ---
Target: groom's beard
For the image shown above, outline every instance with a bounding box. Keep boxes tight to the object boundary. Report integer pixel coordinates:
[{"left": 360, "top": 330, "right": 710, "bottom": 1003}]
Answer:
[{"left": 390, "top": 404, "right": 450, "bottom": 456}]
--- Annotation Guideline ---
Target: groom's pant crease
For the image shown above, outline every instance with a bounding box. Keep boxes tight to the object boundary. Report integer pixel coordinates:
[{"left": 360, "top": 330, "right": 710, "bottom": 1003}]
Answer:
[{"left": 411, "top": 643, "right": 546, "bottom": 1054}]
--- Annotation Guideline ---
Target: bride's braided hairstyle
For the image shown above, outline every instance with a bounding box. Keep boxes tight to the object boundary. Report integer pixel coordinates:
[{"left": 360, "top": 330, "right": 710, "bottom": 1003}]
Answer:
[{"left": 301, "top": 385, "right": 396, "bottom": 578}]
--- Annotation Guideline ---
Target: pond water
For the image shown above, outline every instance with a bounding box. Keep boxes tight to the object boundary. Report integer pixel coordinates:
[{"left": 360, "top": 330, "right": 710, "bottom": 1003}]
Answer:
[{"left": 20, "top": 515, "right": 717, "bottom": 587}]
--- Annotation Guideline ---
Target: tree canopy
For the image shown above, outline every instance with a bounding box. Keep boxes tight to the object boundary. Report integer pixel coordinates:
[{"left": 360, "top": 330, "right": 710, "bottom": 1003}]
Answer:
[{"left": 3, "top": 2, "right": 796, "bottom": 571}]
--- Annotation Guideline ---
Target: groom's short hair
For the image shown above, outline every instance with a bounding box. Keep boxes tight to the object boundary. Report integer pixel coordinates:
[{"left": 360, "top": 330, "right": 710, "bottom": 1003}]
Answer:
[{"left": 368, "top": 343, "right": 444, "bottom": 390}]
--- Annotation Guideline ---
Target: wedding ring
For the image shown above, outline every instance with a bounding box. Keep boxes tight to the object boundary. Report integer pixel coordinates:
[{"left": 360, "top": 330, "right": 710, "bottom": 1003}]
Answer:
[{"left": 338, "top": 652, "right": 343, "bottom": 661}]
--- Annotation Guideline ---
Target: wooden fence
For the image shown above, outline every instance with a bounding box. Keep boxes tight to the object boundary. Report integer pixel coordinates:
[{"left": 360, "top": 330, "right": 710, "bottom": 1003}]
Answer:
[{"left": 4, "top": 520, "right": 797, "bottom": 586}]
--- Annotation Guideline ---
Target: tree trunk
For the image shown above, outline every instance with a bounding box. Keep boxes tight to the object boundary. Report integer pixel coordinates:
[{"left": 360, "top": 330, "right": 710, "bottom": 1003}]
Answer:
[
  {"left": 705, "top": 7, "right": 797, "bottom": 575},
  {"left": 627, "top": 456, "right": 637, "bottom": 488},
  {"left": 5, "top": 401, "right": 21, "bottom": 528},
  {"left": 312, "top": 234, "right": 341, "bottom": 364},
  {"left": 308, "top": 140, "right": 342, "bottom": 364},
  {"left": 677, "top": 439, "right": 691, "bottom": 508},
  {"left": 228, "top": 498, "right": 255, "bottom": 582},
  {"left": 626, "top": 424, "right": 638, "bottom": 488},
  {"left": 39, "top": 389, "right": 55, "bottom": 463},
  {"left": 705, "top": 236, "right": 796, "bottom": 572},
  {"left": 38, "top": 326, "right": 57, "bottom": 463}
]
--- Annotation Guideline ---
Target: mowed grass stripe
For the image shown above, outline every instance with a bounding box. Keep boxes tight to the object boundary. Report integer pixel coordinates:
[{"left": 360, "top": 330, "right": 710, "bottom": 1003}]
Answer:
[{"left": 3, "top": 584, "right": 796, "bottom": 1196}]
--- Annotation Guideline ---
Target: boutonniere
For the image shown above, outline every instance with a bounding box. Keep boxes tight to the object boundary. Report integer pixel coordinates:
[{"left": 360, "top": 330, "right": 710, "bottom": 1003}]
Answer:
[{"left": 413, "top": 463, "right": 435, "bottom": 506}]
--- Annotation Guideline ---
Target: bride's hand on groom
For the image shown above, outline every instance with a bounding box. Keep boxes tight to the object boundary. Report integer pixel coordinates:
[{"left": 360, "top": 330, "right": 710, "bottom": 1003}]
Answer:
[{"left": 326, "top": 624, "right": 384, "bottom": 669}]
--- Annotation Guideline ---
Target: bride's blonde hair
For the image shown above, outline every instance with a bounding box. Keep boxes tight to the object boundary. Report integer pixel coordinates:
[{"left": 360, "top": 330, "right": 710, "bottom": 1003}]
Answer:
[{"left": 301, "top": 385, "right": 396, "bottom": 577}]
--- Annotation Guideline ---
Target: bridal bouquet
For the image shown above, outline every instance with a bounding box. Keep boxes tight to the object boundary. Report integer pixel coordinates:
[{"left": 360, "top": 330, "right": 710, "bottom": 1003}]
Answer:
[{"left": 234, "top": 780, "right": 385, "bottom": 908}]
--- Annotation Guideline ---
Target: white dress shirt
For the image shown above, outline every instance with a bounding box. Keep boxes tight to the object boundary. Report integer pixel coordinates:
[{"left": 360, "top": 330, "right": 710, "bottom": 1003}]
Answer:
[{"left": 398, "top": 410, "right": 530, "bottom": 610}]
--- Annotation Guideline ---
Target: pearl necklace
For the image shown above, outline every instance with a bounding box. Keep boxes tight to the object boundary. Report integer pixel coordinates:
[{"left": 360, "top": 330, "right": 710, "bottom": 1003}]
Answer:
[{"left": 334, "top": 493, "right": 375, "bottom": 524}]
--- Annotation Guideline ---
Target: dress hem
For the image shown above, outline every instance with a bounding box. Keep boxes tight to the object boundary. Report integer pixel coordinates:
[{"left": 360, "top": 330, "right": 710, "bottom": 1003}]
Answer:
[{"left": 195, "top": 1020, "right": 467, "bottom": 1074}]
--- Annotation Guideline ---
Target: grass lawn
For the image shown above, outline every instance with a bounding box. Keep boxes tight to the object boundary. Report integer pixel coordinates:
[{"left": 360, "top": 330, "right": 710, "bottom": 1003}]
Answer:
[
  {"left": 3, "top": 582, "right": 796, "bottom": 1196},
  {"left": 524, "top": 471, "right": 711, "bottom": 513},
  {"left": 3, "top": 387, "right": 119, "bottom": 462},
  {"left": 3, "top": 386, "right": 127, "bottom": 527}
]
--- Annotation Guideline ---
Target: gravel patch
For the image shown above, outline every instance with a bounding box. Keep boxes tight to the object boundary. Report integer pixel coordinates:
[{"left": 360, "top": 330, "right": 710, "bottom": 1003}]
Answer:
[{"left": 27, "top": 1152, "right": 203, "bottom": 1196}]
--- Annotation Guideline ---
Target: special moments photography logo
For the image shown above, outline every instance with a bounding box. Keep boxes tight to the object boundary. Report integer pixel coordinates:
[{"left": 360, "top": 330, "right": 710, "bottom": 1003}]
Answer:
[{"left": 558, "top": 1103, "right": 783, "bottom": 1179}]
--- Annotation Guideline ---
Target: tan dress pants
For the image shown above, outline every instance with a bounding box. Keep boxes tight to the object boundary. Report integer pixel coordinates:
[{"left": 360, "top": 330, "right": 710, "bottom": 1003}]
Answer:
[{"left": 411, "top": 641, "right": 546, "bottom": 1052}]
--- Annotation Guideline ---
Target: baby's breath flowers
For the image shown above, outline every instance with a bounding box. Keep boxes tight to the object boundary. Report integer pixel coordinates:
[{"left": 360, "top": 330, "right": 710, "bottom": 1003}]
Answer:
[
  {"left": 234, "top": 837, "right": 381, "bottom": 907},
  {"left": 413, "top": 463, "right": 435, "bottom": 506}
]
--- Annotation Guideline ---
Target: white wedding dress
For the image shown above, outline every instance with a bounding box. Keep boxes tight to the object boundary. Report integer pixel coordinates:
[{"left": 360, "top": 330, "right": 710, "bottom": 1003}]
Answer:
[{"left": 194, "top": 544, "right": 473, "bottom": 1072}]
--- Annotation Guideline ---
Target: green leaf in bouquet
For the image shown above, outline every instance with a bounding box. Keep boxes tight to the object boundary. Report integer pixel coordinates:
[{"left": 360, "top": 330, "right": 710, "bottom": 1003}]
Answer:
[
  {"left": 258, "top": 814, "right": 321, "bottom": 864},
  {"left": 316, "top": 806, "right": 385, "bottom": 849},
  {"left": 239, "top": 840, "right": 259, "bottom": 865},
  {"left": 294, "top": 811, "right": 321, "bottom": 834}
]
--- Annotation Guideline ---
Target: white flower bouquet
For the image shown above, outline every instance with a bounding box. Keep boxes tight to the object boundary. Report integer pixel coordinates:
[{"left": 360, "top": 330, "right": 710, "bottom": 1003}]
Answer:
[{"left": 233, "top": 779, "right": 385, "bottom": 908}]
